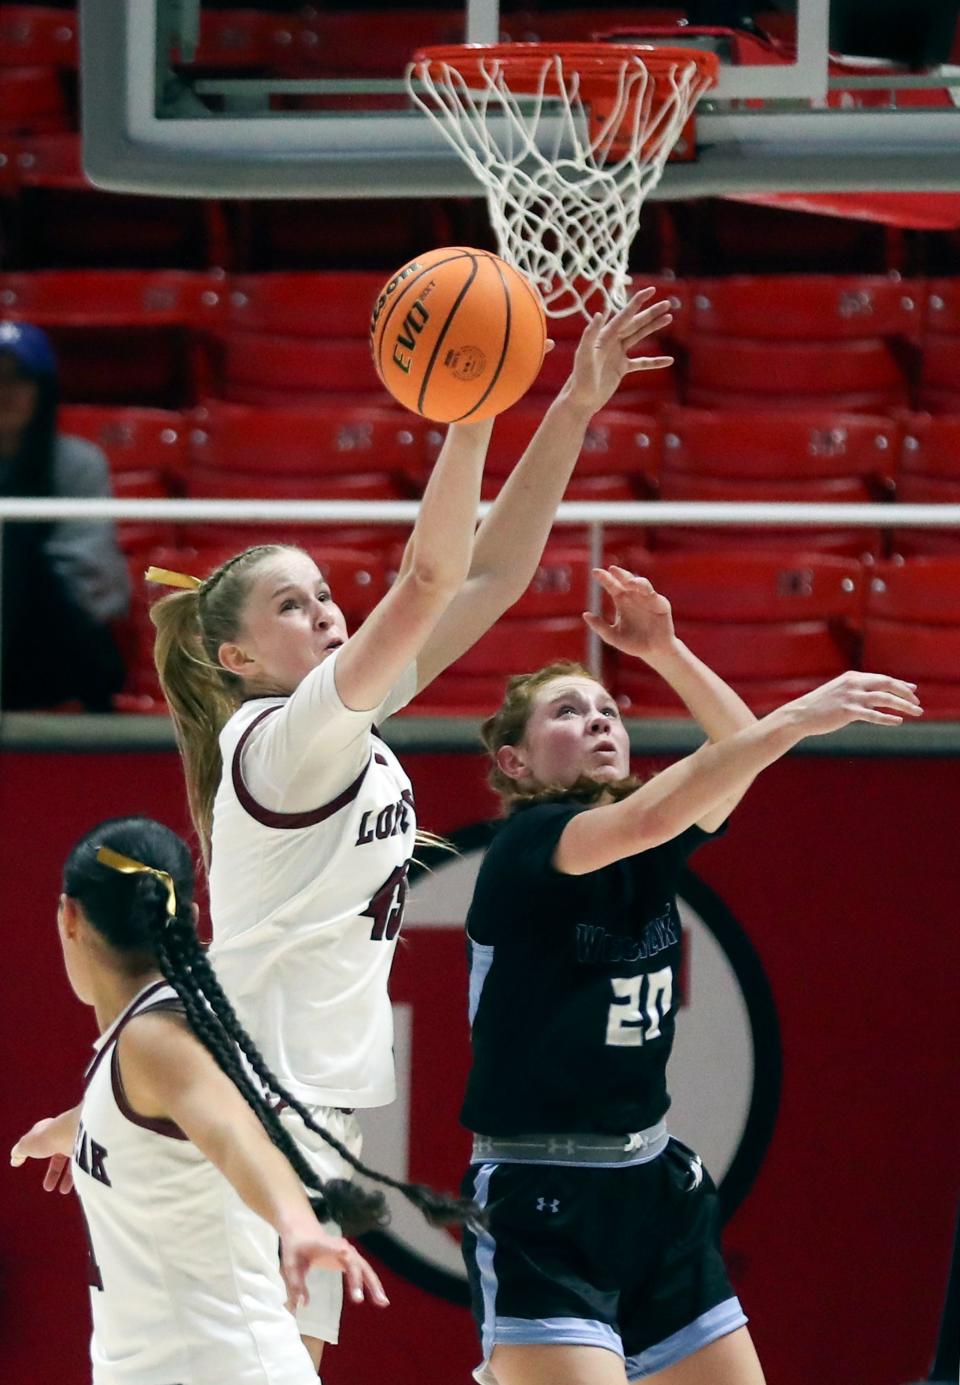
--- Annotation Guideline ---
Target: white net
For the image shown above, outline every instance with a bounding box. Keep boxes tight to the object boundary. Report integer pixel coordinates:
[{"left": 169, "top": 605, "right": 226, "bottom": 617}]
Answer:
[{"left": 407, "top": 47, "right": 716, "bottom": 320}]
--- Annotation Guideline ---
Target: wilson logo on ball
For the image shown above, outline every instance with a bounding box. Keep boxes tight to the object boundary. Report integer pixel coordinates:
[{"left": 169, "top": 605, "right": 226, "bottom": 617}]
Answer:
[{"left": 369, "top": 261, "right": 421, "bottom": 335}]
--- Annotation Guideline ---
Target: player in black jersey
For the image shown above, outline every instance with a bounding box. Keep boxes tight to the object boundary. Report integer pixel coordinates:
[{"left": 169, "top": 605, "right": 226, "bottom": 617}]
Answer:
[{"left": 460, "top": 566, "right": 922, "bottom": 1385}]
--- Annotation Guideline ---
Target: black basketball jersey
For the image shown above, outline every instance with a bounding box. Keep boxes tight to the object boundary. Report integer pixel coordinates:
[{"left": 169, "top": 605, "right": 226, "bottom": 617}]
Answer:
[{"left": 461, "top": 800, "right": 722, "bottom": 1137}]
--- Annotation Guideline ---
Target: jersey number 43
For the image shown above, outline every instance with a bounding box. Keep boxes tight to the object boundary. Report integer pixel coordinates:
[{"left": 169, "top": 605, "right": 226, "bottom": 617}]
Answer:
[{"left": 363, "top": 863, "right": 410, "bottom": 942}]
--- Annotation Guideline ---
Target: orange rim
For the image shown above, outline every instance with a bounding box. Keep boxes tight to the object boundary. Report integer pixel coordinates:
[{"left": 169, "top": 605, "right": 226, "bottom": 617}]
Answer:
[{"left": 411, "top": 42, "right": 720, "bottom": 96}]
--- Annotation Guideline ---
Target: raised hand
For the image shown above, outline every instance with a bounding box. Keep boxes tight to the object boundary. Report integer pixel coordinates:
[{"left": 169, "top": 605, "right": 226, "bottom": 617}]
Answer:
[
  {"left": 10, "top": 1111, "right": 80, "bottom": 1194},
  {"left": 786, "top": 672, "right": 923, "bottom": 736},
  {"left": 565, "top": 287, "right": 674, "bottom": 413},
  {"left": 280, "top": 1220, "right": 390, "bottom": 1313},
  {"left": 583, "top": 566, "right": 677, "bottom": 661}
]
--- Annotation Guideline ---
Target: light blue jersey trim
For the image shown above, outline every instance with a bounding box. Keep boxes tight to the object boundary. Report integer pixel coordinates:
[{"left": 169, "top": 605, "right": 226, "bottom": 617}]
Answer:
[
  {"left": 495, "top": 1316, "right": 623, "bottom": 1354},
  {"left": 468, "top": 937, "right": 495, "bottom": 1028},
  {"left": 625, "top": 1297, "right": 748, "bottom": 1380},
  {"left": 472, "top": 1163, "right": 500, "bottom": 1360}
]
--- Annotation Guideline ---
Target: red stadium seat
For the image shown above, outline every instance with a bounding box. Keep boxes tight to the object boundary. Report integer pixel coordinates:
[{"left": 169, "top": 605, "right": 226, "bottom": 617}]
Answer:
[
  {"left": 0, "top": 272, "right": 218, "bottom": 403},
  {"left": 507, "top": 546, "right": 592, "bottom": 619},
  {"left": 689, "top": 275, "right": 922, "bottom": 340},
  {"left": 189, "top": 401, "right": 426, "bottom": 481},
  {"left": 621, "top": 549, "right": 864, "bottom": 621},
  {"left": 190, "top": 8, "right": 306, "bottom": 70},
  {"left": 180, "top": 461, "right": 410, "bottom": 557},
  {"left": 299, "top": 10, "right": 465, "bottom": 77},
  {"left": 232, "top": 199, "right": 452, "bottom": 272},
  {"left": 180, "top": 523, "right": 407, "bottom": 555},
  {"left": 0, "top": 269, "right": 226, "bottom": 326},
  {"left": 611, "top": 549, "right": 863, "bottom": 716},
  {"left": 0, "top": 8, "right": 77, "bottom": 68},
  {"left": 482, "top": 472, "right": 637, "bottom": 502},
  {"left": 58, "top": 405, "right": 188, "bottom": 482},
  {"left": 225, "top": 273, "right": 385, "bottom": 339},
  {"left": 662, "top": 407, "right": 898, "bottom": 491},
  {"left": 654, "top": 406, "right": 895, "bottom": 558},
  {"left": 652, "top": 480, "right": 883, "bottom": 560},
  {"left": 502, "top": 8, "right": 687, "bottom": 43},
  {"left": 684, "top": 337, "right": 909, "bottom": 411},
  {"left": 925, "top": 279, "right": 960, "bottom": 334},
  {"left": 0, "top": 66, "right": 68, "bottom": 134},
  {"left": 413, "top": 616, "right": 588, "bottom": 712},
  {"left": 918, "top": 333, "right": 960, "bottom": 413},
  {"left": 478, "top": 407, "right": 661, "bottom": 489},
  {"left": 221, "top": 335, "right": 383, "bottom": 405},
  {"left": 111, "top": 473, "right": 177, "bottom": 557},
  {"left": 863, "top": 558, "right": 960, "bottom": 716},
  {"left": 892, "top": 414, "right": 960, "bottom": 555},
  {"left": 0, "top": 129, "right": 84, "bottom": 187},
  {"left": 185, "top": 468, "right": 404, "bottom": 502}
]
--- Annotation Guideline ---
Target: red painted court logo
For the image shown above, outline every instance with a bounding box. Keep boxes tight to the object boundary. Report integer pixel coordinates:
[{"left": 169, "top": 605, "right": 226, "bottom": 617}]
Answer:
[{"left": 358, "top": 825, "right": 781, "bottom": 1304}]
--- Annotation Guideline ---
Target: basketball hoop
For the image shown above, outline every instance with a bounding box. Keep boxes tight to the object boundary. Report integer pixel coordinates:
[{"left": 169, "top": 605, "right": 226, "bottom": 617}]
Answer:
[{"left": 406, "top": 43, "right": 719, "bottom": 320}]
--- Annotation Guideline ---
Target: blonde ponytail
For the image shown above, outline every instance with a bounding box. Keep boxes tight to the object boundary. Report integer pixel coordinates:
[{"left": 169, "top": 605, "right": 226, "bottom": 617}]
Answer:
[{"left": 151, "top": 588, "right": 240, "bottom": 864}]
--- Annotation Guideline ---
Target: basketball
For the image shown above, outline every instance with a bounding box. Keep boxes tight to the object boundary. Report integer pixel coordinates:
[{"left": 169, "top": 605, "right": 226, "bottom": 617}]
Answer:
[{"left": 369, "top": 247, "right": 547, "bottom": 423}]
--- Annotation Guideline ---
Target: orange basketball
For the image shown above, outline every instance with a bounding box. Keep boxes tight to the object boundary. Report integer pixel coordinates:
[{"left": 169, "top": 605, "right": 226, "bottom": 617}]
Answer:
[{"left": 369, "top": 247, "right": 547, "bottom": 423}]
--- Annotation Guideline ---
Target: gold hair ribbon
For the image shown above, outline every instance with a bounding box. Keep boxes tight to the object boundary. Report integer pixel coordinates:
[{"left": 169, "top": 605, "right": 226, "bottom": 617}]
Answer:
[
  {"left": 96, "top": 846, "right": 177, "bottom": 919},
  {"left": 145, "top": 566, "right": 202, "bottom": 591}
]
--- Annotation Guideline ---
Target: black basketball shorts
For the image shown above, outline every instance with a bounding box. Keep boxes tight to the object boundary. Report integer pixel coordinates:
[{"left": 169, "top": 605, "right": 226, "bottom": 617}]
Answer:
[{"left": 461, "top": 1139, "right": 746, "bottom": 1383}]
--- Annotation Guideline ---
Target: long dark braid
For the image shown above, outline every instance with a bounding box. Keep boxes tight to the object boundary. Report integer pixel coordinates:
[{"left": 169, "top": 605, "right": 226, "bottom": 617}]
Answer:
[
  {"left": 158, "top": 905, "right": 479, "bottom": 1230},
  {"left": 71, "top": 817, "right": 481, "bottom": 1236},
  {"left": 147, "top": 906, "right": 384, "bottom": 1231}
]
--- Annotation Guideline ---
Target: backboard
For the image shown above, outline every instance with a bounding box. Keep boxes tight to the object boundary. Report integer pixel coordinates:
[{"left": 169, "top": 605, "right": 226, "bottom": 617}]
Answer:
[{"left": 81, "top": 1, "right": 960, "bottom": 197}]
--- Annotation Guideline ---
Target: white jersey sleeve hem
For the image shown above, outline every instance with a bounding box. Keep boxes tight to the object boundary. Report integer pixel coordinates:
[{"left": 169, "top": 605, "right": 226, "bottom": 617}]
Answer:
[{"left": 235, "top": 651, "right": 417, "bottom": 815}]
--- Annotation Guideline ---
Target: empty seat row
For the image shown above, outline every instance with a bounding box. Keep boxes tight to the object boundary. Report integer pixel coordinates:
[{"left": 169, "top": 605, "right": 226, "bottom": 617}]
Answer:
[
  {"left": 2, "top": 267, "right": 959, "bottom": 335},
  {"left": 53, "top": 399, "right": 960, "bottom": 569},
  {"left": 10, "top": 267, "right": 951, "bottom": 337},
  {"left": 57, "top": 398, "right": 960, "bottom": 502},
  {"left": 113, "top": 548, "right": 960, "bottom": 719},
  {"left": 0, "top": 8, "right": 693, "bottom": 77},
  {"left": 4, "top": 269, "right": 959, "bottom": 409}
]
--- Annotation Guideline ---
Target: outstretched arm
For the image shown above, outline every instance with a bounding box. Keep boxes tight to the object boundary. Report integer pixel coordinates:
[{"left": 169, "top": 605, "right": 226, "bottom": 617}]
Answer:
[
  {"left": 413, "top": 289, "right": 674, "bottom": 692},
  {"left": 11, "top": 1104, "right": 81, "bottom": 1194},
  {"left": 119, "top": 1013, "right": 389, "bottom": 1311},
  {"left": 584, "top": 567, "right": 757, "bottom": 830},
  {"left": 333, "top": 416, "right": 493, "bottom": 712},
  {"left": 555, "top": 671, "right": 922, "bottom": 875}
]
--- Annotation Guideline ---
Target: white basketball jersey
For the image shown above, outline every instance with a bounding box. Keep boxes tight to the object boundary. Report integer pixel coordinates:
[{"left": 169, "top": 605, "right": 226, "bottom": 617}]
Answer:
[
  {"left": 208, "top": 653, "right": 417, "bottom": 1109},
  {"left": 74, "top": 980, "right": 318, "bottom": 1385}
]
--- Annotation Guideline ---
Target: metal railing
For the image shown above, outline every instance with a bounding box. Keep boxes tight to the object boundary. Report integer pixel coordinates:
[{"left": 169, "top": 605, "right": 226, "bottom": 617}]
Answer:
[{"left": 2, "top": 497, "right": 959, "bottom": 697}]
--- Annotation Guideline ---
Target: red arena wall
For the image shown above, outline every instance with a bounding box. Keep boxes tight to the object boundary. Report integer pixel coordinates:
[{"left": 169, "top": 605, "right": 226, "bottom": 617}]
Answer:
[{"left": 1, "top": 747, "right": 957, "bottom": 1385}]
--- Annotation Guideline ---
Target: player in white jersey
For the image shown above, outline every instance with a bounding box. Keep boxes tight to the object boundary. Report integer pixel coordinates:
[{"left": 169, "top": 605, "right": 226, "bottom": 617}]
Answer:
[
  {"left": 11, "top": 816, "right": 391, "bottom": 1385},
  {"left": 142, "top": 291, "right": 675, "bottom": 1371}
]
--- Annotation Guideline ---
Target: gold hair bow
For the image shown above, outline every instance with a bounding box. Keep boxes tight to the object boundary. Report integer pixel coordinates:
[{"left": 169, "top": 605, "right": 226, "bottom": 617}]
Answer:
[
  {"left": 145, "top": 566, "right": 202, "bottom": 591},
  {"left": 96, "top": 846, "right": 177, "bottom": 919}
]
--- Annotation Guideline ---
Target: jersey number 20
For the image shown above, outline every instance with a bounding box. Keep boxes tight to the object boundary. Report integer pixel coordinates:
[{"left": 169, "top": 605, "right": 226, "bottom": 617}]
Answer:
[{"left": 606, "top": 967, "right": 673, "bottom": 1047}]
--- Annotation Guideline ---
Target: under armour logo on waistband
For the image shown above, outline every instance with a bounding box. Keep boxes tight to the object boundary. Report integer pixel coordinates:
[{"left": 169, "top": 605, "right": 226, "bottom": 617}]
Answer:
[
  {"left": 546, "top": 1137, "right": 576, "bottom": 1155},
  {"left": 536, "top": 1197, "right": 560, "bottom": 1213}
]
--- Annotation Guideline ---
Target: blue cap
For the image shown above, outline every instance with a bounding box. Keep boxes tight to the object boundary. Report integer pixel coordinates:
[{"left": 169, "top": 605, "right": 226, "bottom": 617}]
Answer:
[{"left": 0, "top": 320, "right": 58, "bottom": 377}]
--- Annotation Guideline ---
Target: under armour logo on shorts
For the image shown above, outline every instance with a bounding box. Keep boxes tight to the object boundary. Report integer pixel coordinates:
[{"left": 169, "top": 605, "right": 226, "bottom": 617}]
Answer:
[{"left": 536, "top": 1197, "right": 560, "bottom": 1213}]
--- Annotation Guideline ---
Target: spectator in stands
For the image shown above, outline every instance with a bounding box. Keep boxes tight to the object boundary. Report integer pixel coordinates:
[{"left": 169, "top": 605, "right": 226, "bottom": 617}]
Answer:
[{"left": 0, "top": 320, "right": 129, "bottom": 710}]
